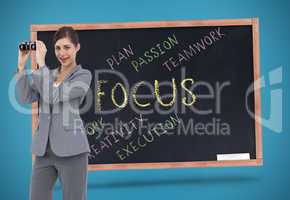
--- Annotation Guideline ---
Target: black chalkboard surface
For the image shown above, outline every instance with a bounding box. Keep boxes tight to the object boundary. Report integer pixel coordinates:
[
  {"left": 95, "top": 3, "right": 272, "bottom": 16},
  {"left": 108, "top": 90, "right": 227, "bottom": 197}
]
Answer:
[{"left": 32, "top": 19, "right": 262, "bottom": 170}]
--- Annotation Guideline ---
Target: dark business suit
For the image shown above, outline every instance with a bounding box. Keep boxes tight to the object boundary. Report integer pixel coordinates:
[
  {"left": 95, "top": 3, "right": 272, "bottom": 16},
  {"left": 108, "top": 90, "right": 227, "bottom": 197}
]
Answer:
[{"left": 15, "top": 64, "right": 92, "bottom": 200}]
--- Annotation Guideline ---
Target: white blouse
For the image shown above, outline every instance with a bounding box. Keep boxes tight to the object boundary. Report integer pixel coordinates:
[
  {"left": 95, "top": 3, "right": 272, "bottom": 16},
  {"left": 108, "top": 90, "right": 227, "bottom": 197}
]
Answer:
[{"left": 53, "top": 82, "right": 60, "bottom": 87}]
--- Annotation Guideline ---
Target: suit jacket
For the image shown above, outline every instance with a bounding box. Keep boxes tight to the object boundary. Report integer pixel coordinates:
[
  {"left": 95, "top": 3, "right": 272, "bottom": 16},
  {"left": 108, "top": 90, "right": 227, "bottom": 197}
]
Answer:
[{"left": 15, "top": 64, "right": 92, "bottom": 157}]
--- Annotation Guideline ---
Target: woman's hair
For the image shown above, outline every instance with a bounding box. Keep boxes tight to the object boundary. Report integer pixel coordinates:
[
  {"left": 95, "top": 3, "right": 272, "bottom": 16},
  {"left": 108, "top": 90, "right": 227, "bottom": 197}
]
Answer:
[{"left": 53, "top": 26, "right": 79, "bottom": 46}]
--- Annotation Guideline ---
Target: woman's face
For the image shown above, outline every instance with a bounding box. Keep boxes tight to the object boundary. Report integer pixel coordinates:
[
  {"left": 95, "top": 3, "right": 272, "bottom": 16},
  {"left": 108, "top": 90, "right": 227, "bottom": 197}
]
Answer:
[{"left": 54, "top": 37, "right": 80, "bottom": 68}]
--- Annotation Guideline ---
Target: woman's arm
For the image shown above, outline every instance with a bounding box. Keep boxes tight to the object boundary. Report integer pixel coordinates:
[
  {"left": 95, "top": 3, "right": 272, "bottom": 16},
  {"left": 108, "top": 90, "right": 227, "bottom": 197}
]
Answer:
[
  {"left": 16, "top": 67, "right": 49, "bottom": 104},
  {"left": 15, "top": 40, "right": 47, "bottom": 104},
  {"left": 15, "top": 68, "right": 40, "bottom": 104}
]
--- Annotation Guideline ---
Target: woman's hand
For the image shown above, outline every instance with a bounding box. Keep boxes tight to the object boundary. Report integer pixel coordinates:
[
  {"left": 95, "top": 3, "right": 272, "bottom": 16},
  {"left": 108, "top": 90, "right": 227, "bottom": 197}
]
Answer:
[
  {"left": 17, "top": 49, "right": 29, "bottom": 72},
  {"left": 36, "top": 40, "right": 47, "bottom": 68}
]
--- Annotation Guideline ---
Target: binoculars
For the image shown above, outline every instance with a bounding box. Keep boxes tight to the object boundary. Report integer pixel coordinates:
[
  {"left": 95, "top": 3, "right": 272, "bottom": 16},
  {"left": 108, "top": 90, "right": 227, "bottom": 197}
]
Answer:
[{"left": 19, "top": 41, "right": 36, "bottom": 51}]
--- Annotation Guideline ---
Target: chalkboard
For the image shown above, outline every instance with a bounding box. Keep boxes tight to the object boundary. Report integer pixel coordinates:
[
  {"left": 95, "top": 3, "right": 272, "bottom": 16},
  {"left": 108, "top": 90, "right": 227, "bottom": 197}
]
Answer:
[{"left": 31, "top": 18, "right": 262, "bottom": 170}]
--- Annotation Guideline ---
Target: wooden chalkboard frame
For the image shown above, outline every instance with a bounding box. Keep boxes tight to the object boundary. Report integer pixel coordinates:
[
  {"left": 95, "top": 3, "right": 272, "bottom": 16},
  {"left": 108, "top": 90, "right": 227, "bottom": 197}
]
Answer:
[{"left": 30, "top": 18, "right": 262, "bottom": 170}]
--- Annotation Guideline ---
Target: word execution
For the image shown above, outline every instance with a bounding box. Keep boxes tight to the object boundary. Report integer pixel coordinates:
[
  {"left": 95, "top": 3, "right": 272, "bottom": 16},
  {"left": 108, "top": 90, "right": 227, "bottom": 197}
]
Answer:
[{"left": 115, "top": 113, "right": 181, "bottom": 161}]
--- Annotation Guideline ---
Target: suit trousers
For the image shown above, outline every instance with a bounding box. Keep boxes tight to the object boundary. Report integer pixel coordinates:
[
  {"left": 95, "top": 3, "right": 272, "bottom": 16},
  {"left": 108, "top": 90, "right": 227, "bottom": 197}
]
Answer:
[{"left": 29, "top": 139, "right": 89, "bottom": 200}]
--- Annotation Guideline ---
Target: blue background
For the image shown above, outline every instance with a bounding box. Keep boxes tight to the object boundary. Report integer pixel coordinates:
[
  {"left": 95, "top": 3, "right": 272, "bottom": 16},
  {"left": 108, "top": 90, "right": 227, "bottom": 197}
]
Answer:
[{"left": 1, "top": 0, "right": 289, "bottom": 199}]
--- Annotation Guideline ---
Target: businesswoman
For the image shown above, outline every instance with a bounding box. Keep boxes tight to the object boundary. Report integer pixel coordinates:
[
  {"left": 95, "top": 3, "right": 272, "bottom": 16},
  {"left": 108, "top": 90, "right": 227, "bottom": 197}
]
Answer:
[{"left": 16, "top": 27, "right": 91, "bottom": 200}]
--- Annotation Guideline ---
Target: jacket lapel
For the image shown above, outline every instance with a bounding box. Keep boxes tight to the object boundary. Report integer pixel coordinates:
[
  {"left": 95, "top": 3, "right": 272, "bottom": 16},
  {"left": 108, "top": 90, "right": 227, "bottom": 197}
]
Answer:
[
  {"left": 52, "top": 64, "right": 82, "bottom": 85},
  {"left": 63, "top": 64, "right": 82, "bottom": 82}
]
